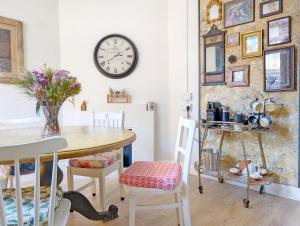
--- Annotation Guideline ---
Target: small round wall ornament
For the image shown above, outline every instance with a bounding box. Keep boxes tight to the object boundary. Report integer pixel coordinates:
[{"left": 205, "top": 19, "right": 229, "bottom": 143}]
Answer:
[{"left": 228, "top": 55, "right": 237, "bottom": 64}]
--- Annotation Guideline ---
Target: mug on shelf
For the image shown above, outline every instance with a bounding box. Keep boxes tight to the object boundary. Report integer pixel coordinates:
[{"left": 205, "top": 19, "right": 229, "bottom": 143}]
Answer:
[
  {"left": 250, "top": 100, "right": 263, "bottom": 113},
  {"left": 248, "top": 115, "right": 259, "bottom": 125},
  {"left": 265, "top": 100, "right": 276, "bottom": 112},
  {"left": 259, "top": 115, "right": 272, "bottom": 128}
]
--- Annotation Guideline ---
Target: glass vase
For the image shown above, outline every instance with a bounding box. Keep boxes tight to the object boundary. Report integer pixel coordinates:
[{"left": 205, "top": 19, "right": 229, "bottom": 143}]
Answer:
[{"left": 42, "top": 105, "right": 61, "bottom": 137}]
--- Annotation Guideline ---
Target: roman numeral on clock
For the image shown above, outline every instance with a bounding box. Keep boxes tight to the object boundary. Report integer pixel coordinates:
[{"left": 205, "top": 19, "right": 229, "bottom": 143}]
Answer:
[
  {"left": 106, "top": 66, "right": 110, "bottom": 72},
  {"left": 114, "top": 68, "right": 118, "bottom": 74},
  {"left": 100, "top": 61, "right": 105, "bottom": 67}
]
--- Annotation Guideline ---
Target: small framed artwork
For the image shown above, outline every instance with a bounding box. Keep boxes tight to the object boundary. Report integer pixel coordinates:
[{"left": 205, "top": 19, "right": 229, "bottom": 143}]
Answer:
[
  {"left": 0, "top": 16, "right": 24, "bottom": 84},
  {"left": 227, "top": 65, "right": 250, "bottom": 87},
  {"left": 224, "top": 0, "right": 255, "bottom": 28},
  {"left": 260, "top": 0, "right": 283, "bottom": 18},
  {"left": 264, "top": 46, "right": 295, "bottom": 92},
  {"left": 241, "top": 30, "right": 263, "bottom": 58},
  {"left": 268, "top": 16, "right": 291, "bottom": 46},
  {"left": 207, "top": 0, "right": 222, "bottom": 24},
  {"left": 227, "top": 33, "right": 240, "bottom": 47}
]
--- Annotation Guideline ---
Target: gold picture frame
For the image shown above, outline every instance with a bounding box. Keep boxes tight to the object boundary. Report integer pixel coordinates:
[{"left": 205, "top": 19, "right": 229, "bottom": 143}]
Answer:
[
  {"left": 0, "top": 16, "right": 24, "bottom": 84},
  {"left": 241, "top": 30, "right": 263, "bottom": 58},
  {"left": 207, "top": 0, "right": 222, "bottom": 24}
]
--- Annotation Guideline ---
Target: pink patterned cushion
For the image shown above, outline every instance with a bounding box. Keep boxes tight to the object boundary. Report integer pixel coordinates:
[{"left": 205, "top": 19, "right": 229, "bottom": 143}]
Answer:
[
  {"left": 69, "top": 152, "right": 117, "bottom": 168},
  {"left": 119, "top": 161, "right": 181, "bottom": 191}
]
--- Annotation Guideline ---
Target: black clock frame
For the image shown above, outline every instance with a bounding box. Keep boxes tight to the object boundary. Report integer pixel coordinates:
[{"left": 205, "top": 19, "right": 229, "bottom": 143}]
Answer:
[{"left": 93, "top": 34, "right": 138, "bottom": 79}]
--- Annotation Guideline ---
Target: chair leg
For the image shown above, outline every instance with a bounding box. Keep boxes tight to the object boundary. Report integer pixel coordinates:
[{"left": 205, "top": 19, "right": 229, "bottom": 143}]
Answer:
[
  {"left": 98, "top": 176, "right": 106, "bottom": 211},
  {"left": 175, "top": 192, "right": 183, "bottom": 226},
  {"left": 67, "top": 167, "right": 74, "bottom": 192},
  {"left": 90, "top": 178, "right": 96, "bottom": 196},
  {"left": 129, "top": 196, "right": 136, "bottom": 226},
  {"left": 182, "top": 192, "right": 191, "bottom": 226}
]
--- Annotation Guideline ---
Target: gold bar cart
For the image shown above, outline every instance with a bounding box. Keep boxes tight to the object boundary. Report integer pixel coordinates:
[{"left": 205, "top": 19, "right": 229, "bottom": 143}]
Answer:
[{"left": 194, "top": 121, "right": 273, "bottom": 208}]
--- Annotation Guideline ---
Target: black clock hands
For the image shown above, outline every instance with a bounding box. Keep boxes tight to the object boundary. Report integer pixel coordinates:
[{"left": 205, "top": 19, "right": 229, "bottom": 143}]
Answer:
[{"left": 108, "top": 53, "right": 123, "bottom": 62}]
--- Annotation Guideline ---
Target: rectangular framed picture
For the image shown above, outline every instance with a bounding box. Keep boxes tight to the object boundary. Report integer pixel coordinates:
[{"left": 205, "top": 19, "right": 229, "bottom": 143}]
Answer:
[
  {"left": 264, "top": 46, "right": 295, "bottom": 92},
  {"left": 227, "top": 65, "right": 250, "bottom": 87},
  {"left": 224, "top": 0, "right": 254, "bottom": 28},
  {"left": 0, "top": 16, "right": 23, "bottom": 84},
  {"left": 227, "top": 33, "right": 240, "bottom": 47},
  {"left": 260, "top": 0, "right": 283, "bottom": 18},
  {"left": 268, "top": 16, "right": 291, "bottom": 46},
  {"left": 241, "top": 30, "right": 263, "bottom": 58}
]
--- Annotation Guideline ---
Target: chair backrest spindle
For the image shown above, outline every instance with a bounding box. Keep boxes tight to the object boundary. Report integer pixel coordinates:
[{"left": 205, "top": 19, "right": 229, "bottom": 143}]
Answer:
[
  {"left": 92, "top": 110, "right": 125, "bottom": 129},
  {"left": 0, "top": 137, "right": 67, "bottom": 226}
]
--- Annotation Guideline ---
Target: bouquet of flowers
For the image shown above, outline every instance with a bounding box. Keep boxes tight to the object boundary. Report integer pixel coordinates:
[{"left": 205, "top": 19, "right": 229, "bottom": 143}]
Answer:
[{"left": 17, "top": 65, "right": 81, "bottom": 136}]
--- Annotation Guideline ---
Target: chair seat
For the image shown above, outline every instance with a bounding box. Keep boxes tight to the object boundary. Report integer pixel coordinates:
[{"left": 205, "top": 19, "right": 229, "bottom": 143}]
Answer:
[
  {"left": 119, "top": 161, "right": 181, "bottom": 191},
  {"left": 69, "top": 152, "right": 118, "bottom": 169},
  {"left": 3, "top": 186, "right": 64, "bottom": 226}
]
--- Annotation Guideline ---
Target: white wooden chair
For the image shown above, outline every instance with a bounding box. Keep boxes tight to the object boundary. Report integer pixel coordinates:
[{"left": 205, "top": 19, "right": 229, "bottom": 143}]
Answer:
[
  {"left": 67, "top": 110, "right": 125, "bottom": 211},
  {"left": 120, "top": 117, "right": 196, "bottom": 226},
  {"left": 0, "top": 137, "right": 71, "bottom": 226},
  {"left": 0, "top": 117, "right": 41, "bottom": 188}
]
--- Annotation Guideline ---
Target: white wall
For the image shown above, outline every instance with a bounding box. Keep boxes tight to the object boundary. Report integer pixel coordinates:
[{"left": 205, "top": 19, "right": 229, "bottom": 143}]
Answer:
[
  {"left": 58, "top": 0, "right": 170, "bottom": 160},
  {"left": 168, "top": 0, "right": 200, "bottom": 162},
  {"left": 0, "top": 0, "right": 60, "bottom": 119}
]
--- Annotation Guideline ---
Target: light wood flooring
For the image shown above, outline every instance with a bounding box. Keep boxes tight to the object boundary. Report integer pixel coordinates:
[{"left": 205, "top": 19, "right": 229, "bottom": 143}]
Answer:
[{"left": 64, "top": 175, "right": 300, "bottom": 226}]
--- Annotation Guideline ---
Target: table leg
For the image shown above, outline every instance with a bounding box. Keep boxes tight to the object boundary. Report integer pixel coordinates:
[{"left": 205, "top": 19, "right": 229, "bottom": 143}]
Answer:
[{"left": 40, "top": 161, "right": 119, "bottom": 221}]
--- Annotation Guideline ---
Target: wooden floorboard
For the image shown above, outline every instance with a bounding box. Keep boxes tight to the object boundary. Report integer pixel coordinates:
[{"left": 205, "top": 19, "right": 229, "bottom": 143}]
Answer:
[{"left": 64, "top": 175, "right": 300, "bottom": 226}]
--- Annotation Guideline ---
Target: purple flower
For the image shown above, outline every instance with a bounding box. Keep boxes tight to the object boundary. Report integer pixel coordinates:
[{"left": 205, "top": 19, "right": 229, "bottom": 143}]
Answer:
[
  {"left": 71, "top": 82, "right": 78, "bottom": 89},
  {"left": 53, "top": 69, "right": 70, "bottom": 84},
  {"left": 32, "top": 70, "right": 48, "bottom": 87}
]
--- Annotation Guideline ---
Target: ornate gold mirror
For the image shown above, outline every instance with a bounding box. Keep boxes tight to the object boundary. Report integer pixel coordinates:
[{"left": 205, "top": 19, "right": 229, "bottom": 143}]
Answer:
[{"left": 207, "top": 0, "right": 222, "bottom": 24}]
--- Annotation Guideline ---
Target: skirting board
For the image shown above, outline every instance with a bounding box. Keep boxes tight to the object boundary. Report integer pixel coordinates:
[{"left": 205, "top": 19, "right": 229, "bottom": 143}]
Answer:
[{"left": 190, "top": 165, "right": 300, "bottom": 202}]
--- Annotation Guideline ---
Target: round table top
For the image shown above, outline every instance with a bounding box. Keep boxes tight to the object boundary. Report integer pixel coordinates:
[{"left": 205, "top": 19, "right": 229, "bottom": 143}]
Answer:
[{"left": 0, "top": 126, "right": 136, "bottom": 164}]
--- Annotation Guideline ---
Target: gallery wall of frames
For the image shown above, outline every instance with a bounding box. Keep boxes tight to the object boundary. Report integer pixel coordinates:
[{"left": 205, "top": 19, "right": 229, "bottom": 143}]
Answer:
[{"left": 200, "top": 0, "right": 300, "bottom": 187}]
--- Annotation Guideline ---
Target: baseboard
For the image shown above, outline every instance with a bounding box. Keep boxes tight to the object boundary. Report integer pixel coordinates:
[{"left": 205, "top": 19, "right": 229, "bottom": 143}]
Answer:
[{"left": 190, "top": 164, "right": 300, "bottom": 202}]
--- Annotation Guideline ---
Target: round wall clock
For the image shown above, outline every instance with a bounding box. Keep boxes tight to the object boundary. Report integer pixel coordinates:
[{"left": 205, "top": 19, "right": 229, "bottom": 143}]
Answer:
[{"left": 93, "top": 34, "right": 138, "bottom": 79}]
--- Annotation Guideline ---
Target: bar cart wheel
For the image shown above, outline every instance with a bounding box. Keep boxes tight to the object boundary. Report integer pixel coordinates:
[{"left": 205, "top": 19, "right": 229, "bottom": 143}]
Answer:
[
  {"left": 218, "top": 176, "right": 224, "bottom": 183},
  {"left": 243, "top": 199, "right": 250, "bottom": 208},
  {"left": 259, "top": 185, "right": 265, "bottom": 194},
  {"left": 199, "top": 186, "right": 203, "bottom": 194}
]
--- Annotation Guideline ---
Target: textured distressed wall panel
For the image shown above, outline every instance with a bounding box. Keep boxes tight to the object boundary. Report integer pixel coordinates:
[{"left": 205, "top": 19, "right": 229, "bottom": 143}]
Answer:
[{"left": 200, "top": 0, "right": 300, "bottom": 187}]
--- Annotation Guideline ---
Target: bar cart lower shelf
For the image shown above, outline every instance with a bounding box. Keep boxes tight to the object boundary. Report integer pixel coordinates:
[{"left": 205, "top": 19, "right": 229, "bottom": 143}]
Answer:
[{"left": 194, "top": 121, "right": 274, "bottom": 208}]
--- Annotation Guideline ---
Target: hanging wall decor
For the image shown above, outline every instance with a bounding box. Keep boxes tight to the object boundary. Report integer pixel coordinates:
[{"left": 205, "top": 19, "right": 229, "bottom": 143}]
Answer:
[
  {"left": 224, "top": 0, "right": 255, "bottom": 28},
  {"left": 264, "top": 46, "right": 295, "bottom": 92},
  {"left": 241, "top": 30, "right": 263, "bottom": 58},
  {"left": 268, "top": 16, "right": 291, "bottom": 46},
  {"left": 0, "top": 16, "right": 24, "bottom": 84},
  {"left": 227, "top": 65, "right": 250, "bottom": 87},
  {"left": 207, "top": 0, "right": 222, "bottom": 24},
  {"left": 202, "top": 25, "right": 226, "bottom": 85},
  {"left": 260, "top": 0, "right": 283, "bottom": 18}
]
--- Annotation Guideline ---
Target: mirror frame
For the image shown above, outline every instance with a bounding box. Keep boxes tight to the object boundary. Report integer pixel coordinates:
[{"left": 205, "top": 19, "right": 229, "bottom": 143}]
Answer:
[
  {"left": 207, "top": 0, "right": 222, "bottom": 24},
  {"left": 202, "top": 24, "right": 226, "bottom": 86}
]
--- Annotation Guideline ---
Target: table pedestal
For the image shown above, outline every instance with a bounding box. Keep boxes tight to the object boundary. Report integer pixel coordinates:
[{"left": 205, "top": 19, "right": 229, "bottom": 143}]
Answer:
[{"left": 41, "top": 161, "right": 118, "bottom": 221}]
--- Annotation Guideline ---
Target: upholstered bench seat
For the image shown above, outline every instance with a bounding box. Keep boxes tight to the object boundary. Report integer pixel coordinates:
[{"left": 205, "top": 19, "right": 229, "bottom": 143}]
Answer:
[
  {"left": 119, "top": 161, "right": 182, "bottom": 191},
  {"left": 69, "top": 152, "right": 118, "bottom": 169},
  {"left": 3, "top": 186, "right": 63, "bottom": 226}
]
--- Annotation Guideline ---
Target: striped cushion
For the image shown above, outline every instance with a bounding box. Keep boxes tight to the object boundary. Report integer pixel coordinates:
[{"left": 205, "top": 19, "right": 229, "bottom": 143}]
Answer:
[
  {"left": 119, "top": 161, "right": 181, "bottom": 191},
  {"left": 69, "top": 152, "right": 118, "bottom": 168}
]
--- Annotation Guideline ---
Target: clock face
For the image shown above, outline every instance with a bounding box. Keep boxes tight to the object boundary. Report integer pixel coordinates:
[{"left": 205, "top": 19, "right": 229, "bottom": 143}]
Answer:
[{"left": 93, "top": 34, "right": 138, "bottom": 79}]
